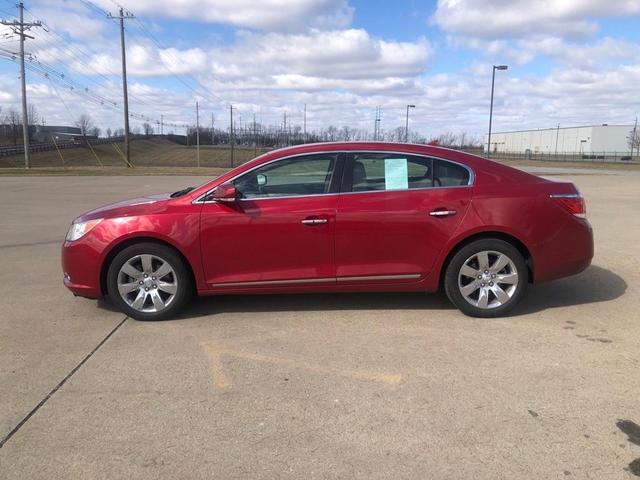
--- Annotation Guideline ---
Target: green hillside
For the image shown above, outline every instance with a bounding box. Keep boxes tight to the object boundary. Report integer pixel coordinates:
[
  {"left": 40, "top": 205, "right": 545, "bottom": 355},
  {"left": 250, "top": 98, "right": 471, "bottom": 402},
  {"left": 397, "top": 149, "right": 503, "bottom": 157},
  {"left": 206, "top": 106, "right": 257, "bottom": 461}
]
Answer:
[{"left": 0, "top": 138, "right": 270, "bottom": 169}]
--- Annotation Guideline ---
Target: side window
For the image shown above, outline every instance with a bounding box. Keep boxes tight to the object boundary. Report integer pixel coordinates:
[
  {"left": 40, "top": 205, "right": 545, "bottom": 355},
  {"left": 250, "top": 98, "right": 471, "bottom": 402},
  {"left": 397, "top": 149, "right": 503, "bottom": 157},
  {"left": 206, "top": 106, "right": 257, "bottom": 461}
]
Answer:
[
  {"left": 234, "top": 154, "right": 337, "bottom": 199},
  {"left": 434, "top": 160, "right": 470, "bottom": 187},
  {"left": 349, "top": 153, "right": 433, "bottom": 192}
]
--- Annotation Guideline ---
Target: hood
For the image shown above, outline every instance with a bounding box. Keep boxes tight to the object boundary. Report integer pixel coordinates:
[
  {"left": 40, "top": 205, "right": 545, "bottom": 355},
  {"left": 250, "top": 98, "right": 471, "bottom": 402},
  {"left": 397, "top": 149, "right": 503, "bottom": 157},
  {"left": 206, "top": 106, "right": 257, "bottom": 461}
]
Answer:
[{"left": 74, "top": 193, "right": 173, "bottom": 223}]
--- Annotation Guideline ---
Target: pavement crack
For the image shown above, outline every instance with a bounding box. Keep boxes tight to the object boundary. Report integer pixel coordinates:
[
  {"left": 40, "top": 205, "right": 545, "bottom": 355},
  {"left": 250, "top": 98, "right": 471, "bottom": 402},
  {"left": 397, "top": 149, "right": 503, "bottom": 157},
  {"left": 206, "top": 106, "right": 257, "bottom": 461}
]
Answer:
[{"left": 0, "top": 316, "right": 128, "bottom": 449}]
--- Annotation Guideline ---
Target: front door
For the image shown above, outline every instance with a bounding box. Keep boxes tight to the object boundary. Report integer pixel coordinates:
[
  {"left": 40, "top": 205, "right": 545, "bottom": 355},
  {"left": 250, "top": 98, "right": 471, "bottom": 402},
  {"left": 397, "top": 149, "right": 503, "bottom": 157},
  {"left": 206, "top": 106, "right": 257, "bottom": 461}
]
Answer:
[
  {"left": 334, "top": 152, "right": 472, "bottom": 282},
  {"left": 200, "top": 153, "right": 342, "bottom": 288}
]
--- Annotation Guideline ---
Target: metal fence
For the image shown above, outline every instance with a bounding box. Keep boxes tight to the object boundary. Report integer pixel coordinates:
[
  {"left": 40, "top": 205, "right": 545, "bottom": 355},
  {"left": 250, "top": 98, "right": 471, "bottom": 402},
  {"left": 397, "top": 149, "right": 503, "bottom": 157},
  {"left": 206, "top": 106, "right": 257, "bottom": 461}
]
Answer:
[{"left": 456, "top": 149, "right": 640, "bottom": 165}]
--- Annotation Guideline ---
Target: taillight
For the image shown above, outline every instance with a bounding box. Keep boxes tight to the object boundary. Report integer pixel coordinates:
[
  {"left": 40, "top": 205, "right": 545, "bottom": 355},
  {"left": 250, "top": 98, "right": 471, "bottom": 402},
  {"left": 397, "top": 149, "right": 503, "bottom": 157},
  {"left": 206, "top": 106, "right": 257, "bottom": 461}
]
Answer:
[{"left": 550, "top": 194, "right": 586, "bottom": 219}]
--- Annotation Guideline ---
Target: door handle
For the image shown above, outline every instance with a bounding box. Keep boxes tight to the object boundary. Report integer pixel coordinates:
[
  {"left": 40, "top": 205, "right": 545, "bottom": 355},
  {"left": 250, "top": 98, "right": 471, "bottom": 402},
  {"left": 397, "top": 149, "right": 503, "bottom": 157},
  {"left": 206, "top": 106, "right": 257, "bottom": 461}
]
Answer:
[
  {"left": 301, "top": 218, "right": 328, "bottom": 225},
  {"left": 429, "top": 209, "right": 457, "bottom": 217}
]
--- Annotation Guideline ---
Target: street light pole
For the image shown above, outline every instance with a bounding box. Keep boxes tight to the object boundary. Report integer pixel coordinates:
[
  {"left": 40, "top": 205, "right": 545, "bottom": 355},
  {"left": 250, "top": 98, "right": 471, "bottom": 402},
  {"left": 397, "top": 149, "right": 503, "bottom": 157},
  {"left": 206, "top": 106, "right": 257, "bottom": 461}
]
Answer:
[
  {"left": 405, "top": 104, "right": 415, "bottom": 143},
  {"left": 487, "top": 64, "right": 508, "bottom": 158}
]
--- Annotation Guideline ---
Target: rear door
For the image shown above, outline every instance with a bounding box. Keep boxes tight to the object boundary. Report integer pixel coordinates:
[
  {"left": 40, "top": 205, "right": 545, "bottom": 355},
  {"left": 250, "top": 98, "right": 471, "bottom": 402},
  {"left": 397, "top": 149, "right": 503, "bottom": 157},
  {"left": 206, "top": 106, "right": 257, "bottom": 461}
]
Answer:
[
  {"left": 334, "top": 152, "right": 473, "bottom": 283},
  {"left": 200, "top": 153, "right": 343, "bottom": 287}
]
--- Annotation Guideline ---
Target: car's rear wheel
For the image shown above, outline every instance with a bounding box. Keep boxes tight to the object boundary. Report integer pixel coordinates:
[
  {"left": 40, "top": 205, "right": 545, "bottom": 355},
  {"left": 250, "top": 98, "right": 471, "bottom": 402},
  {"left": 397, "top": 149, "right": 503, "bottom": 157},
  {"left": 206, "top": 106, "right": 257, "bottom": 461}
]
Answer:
[
  {"left": 444, "top": 239, "right": 527, "bottom": 318},
  {"left": 107, "top": 243, "right": 192, "bottom": 321}
]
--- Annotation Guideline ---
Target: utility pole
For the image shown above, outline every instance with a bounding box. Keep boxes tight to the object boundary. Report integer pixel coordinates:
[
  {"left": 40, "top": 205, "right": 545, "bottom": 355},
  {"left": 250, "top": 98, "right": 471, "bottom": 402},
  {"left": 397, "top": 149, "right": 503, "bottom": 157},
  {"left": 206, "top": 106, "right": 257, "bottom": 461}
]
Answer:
[
  {"left": 2, "top": 3, "right": 42, "bottom": 169},
  {"left": 631, "top": 117, "right": 638, "bottom": 158},
  {"left": 283, "top": 110, "right": 287, "bottom": 146},
  {"left": 108, "top": 8, "right": 134, "bottom": 167},
  {"left": 373, "top": 106, "right": 382, "bottom": 141},
  {"left": 487, "top": 64, "right": 508, "bottom": 158},
  {"left": 405, "top": 104, "right": 415, "bottom": 143},
  {"left": 373, "top": 106, "right": 378, "bottom": 141},
  {"left": 160, "top": 114, "right": 163, "bottom": 135},
  {"left": 253, "top": 113, "right": 257, "bottom": 157},
  {"left": 554, "top": 123, "right": 560, "bottom": 157},
  {"left": 195, "top": 101, "right": 200, "bottom": 168},
  {"left": 303, "top": 103, "right": 307, "bottom": 143},
  {"left": 229, "top": 105, "right": 234, "bottom": 167}
]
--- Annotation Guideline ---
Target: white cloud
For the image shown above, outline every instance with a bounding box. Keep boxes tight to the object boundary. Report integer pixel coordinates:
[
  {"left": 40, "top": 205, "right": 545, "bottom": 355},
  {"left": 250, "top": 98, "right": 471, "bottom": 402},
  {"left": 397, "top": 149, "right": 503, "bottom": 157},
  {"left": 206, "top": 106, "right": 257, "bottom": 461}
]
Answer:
[
  {"left": 43, "top": 28, "right": 431, "bottom": 87},
  {"left": 92, "top": 0, "right": 354, "bottom": 31},
  {"left": 209, "top": 29, "right": 431, "bottom": 81},
  {"left": 450, "top": 35, "right": 640, "bottom": 68},
  {"left": 2, "top": 0, "right": 639, "bottom": 140},
  {"left": 432, "top": 0, "right": 640, "bottom": 39}
]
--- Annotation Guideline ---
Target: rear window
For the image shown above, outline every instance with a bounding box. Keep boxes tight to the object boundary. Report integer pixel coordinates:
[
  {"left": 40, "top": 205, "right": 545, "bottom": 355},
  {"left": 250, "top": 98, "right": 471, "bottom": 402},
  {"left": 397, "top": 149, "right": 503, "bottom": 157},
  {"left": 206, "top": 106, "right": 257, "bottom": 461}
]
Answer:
[{"left": 434, "top": 160, "right": 470, "bottom": 187}]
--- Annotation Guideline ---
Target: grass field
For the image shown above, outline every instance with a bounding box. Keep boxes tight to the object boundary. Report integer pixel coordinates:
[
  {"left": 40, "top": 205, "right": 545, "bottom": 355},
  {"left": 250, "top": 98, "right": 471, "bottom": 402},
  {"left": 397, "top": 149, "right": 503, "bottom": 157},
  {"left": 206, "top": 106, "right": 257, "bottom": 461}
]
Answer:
[{"left": 0, "top": 138, "right": 269, "bottom": 170}]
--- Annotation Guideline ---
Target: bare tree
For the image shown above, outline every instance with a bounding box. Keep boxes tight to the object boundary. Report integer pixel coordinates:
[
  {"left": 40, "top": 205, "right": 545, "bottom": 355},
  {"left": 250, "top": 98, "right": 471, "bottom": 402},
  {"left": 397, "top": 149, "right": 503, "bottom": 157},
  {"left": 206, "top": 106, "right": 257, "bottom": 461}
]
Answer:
[
  {"left": 6, "top": 108, "right": 21, "bottom": 145},
  {"left": 75, "top": 114, "right": 94, "bottom": 136},
  {"left": 628, "top": 128, "right": 640, "bottom": 156},
  {"left": 106, "top": 127, "right": 112, "bottom": 138},
  {"left": 89, "top": 126, "right": 101, "bottom": 138},
  {"left": 27, "top": 103, "right": 39, "bottom": 126},
  {"left": 142, "top": 122, "right": 154, "bottom": 136},
  {"left": 458, "top": 132, "right": 467, "bottom": 148}
]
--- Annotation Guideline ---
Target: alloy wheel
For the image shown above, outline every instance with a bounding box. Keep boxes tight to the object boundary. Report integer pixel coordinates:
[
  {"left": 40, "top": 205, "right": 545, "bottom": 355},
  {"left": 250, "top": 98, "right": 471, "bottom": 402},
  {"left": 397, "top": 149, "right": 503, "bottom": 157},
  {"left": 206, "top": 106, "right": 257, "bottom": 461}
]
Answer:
[
  {"left": 457, "top": 250, "right": 519, "bottom": 309},
  {"left": 117, "top": 254, "right": 178, "bottom": 313}
]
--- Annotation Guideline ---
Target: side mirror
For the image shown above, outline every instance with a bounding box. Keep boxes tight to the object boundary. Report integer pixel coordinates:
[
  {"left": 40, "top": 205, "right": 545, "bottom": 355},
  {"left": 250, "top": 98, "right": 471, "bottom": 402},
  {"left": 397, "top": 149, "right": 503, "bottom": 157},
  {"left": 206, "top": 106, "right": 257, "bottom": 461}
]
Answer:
[{"left": 212, "top": 183, "right": 237, "bottom": 202}]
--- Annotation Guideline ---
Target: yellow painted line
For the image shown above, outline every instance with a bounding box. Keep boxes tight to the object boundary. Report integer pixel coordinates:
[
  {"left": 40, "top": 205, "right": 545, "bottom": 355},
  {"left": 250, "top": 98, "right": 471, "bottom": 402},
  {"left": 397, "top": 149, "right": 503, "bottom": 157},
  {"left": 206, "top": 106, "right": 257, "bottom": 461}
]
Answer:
[
  {"left": 204, "top": 345, "right": 232, "bottom": 389},
  {"left": 201, "top": 341, "right": 403, "bottom": 388}
]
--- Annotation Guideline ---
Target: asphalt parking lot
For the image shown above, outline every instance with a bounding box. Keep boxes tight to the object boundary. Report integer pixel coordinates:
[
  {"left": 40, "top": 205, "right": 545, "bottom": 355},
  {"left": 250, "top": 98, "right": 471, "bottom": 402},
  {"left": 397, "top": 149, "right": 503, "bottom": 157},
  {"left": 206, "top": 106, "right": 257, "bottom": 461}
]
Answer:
[{"left": 1, "top": 169, "right": 639, "bottom": 479}]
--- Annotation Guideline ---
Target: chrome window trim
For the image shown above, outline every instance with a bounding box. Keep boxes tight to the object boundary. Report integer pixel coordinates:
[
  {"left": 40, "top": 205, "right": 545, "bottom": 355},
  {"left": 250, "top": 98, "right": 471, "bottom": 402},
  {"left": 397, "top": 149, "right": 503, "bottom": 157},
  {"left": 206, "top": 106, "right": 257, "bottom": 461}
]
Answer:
[{"left": 193, "top": 150, "right": 475, "bottom": 204}]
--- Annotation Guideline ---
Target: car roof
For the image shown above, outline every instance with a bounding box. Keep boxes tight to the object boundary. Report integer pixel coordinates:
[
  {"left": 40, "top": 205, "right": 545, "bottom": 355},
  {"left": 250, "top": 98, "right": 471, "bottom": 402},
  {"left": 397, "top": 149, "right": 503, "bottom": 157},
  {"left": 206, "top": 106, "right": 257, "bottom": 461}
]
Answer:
[{"left": 188, "top": 142, "right": 541, "bottom": 200}]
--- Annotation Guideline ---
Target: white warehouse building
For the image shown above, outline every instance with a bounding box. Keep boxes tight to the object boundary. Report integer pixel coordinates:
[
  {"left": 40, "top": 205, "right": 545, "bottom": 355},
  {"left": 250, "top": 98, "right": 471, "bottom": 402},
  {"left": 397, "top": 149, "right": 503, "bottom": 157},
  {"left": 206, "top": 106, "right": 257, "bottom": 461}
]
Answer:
[{"left": 485, "top": 124, "right": 634, "bottom": 155}]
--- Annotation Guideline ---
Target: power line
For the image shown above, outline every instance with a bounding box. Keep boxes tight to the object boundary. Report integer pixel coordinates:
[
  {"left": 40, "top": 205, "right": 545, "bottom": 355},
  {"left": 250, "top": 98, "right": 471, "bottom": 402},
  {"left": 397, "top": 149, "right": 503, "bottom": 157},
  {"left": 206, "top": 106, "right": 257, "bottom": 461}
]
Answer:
[
  {"left": 21, "top": 4, "right": 160, "bottom": 110},
  {"left": 0, "top": 50, "right": 188, "bottom": 128}
]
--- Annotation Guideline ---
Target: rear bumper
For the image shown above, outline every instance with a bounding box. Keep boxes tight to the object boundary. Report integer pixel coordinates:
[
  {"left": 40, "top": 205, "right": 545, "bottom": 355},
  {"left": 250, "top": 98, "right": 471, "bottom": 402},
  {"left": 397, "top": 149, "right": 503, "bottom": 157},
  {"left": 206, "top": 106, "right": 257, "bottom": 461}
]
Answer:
[
  {"left": 61, "top": 240, "right": 102, "bottom": 299},
  {"left": 532, "top": 217, "right": 594, "bottom": 283}
]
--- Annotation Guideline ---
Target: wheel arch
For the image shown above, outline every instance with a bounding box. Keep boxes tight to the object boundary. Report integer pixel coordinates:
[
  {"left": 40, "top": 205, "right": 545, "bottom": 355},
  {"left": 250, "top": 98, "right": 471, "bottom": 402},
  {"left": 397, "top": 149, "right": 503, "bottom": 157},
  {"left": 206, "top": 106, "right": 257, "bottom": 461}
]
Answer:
[
  {"left": 100, "top": 236, "right": 197, "bottom": 296},
  {"left": 438, "top": 231, "right": 534, "bottom": 289}
]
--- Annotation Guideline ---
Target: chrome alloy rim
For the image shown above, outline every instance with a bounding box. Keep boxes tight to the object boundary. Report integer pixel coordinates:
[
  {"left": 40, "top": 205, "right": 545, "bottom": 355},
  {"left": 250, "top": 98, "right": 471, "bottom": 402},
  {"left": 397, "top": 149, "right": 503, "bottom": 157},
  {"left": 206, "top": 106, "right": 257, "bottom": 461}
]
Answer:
[
  {"left": 117, "top": 254, "right": 177, "bottom": 313},
  {"left": 457, "top": 250, "right": 519, "bottom": 309}
]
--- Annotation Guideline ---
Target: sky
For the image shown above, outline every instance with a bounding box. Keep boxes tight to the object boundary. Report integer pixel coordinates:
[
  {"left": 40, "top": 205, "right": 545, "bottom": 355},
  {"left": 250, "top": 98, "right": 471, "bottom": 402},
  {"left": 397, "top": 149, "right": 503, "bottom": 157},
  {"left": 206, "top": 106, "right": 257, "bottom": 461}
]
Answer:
[{"left": 0, "top": 0, "right": 639, "bottom": 139}]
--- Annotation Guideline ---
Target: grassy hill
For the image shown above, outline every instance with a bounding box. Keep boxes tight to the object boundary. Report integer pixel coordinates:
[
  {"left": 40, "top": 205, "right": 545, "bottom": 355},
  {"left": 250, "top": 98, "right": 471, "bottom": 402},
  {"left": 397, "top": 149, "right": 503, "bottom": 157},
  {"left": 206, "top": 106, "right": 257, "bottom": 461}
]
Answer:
[{"left": 0, "top": 138, "right": 270, "bottom": 170}]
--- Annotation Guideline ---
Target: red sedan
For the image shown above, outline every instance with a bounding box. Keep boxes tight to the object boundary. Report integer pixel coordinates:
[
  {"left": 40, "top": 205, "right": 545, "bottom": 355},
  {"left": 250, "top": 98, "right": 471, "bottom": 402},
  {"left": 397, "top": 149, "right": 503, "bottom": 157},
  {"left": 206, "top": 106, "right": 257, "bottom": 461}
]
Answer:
[{"left": 62, "top": 142, "right": 593, "bottom": 320}]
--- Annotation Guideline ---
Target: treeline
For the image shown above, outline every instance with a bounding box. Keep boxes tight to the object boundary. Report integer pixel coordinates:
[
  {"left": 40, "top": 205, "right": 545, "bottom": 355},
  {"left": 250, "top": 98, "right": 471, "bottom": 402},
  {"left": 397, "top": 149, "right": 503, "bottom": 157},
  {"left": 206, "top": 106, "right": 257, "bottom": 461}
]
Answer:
[
  {"left": 1, "top": 106, "right": 484, "bottom": 151},
  {"left": 179, "top": 123, "right": 483, "bottom": 149}
]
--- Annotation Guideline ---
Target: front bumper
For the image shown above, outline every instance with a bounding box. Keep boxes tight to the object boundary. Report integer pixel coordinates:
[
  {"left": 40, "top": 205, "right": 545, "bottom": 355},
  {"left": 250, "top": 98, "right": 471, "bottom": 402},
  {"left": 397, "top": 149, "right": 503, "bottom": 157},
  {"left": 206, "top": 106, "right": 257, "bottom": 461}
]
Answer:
[{"left": 61, "top": 240, "right": 102, "bottom": 299}]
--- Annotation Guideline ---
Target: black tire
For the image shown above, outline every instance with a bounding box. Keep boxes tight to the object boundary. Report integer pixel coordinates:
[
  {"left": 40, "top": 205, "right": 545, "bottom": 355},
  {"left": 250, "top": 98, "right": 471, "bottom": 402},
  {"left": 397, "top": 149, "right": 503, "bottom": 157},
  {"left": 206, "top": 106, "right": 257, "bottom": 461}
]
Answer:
[
  {"left": 106, "top": 242, "right": 192, "bottom": 321},
  {"left": 444, "top": 239, "right": 528, "bottom": 318}
]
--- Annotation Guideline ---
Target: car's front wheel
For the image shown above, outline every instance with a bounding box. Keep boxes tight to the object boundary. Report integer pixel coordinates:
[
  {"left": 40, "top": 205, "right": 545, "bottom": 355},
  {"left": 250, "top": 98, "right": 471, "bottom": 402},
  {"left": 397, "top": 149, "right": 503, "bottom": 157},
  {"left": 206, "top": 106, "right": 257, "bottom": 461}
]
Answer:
[
  {"left": 107, "top": 242, "right": 192, "bottom": 320},
  {"left": 444, "top": 239, "right": 527, "bottom": 318}
]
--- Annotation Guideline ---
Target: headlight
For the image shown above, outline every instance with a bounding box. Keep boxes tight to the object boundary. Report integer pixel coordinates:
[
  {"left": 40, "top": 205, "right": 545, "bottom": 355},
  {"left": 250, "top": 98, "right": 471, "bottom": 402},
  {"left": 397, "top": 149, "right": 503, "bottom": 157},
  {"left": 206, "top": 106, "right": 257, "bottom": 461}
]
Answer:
[{"left": 66, "top": 219, "right": 103, "bottom": 242}]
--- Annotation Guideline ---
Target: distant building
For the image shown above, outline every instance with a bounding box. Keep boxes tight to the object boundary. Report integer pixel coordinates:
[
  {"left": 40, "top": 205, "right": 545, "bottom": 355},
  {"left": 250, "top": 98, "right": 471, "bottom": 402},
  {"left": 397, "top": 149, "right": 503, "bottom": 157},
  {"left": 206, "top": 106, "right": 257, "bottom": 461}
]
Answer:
[
  {"left": 32, "top": 125, "right": 83, "bottom": 143},
  {"left": 485, "top": 124, "right": 634, "bottom": 155}
]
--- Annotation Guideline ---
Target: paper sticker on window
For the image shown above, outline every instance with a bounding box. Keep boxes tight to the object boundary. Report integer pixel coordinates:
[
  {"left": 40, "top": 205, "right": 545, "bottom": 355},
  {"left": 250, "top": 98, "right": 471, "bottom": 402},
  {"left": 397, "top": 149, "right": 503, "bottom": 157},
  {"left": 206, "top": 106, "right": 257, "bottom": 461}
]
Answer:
[{"left": 384, "top": 158, "right": 408, "bottom": 190}]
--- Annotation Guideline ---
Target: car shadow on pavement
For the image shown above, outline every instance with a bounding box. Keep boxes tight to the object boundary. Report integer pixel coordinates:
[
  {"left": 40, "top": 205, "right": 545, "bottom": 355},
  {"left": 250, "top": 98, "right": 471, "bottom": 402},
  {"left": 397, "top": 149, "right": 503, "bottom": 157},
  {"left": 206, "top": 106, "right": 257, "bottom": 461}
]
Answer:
[
  {"left": 514, "top": 265, "right": 627, "bottom": 315},
  {"left": 172, "top": 265, "right": 625, "bottom": 319},
  {"left": 96, "top": 264, "right": 626, "bottom": 320},
  {"left": 176, "top": 290, "right": 455, "bottom": 320}
]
